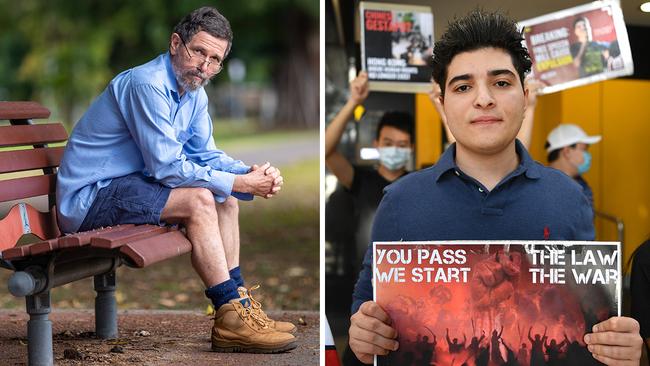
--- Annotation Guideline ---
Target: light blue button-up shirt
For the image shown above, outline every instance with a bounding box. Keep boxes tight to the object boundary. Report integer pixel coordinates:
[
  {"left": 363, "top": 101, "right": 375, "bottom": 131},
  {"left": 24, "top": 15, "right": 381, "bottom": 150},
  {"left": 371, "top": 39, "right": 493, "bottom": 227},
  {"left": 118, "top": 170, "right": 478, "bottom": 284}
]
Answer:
[{"left": 56, "top": 52, "right": 252, "bottom": 233}]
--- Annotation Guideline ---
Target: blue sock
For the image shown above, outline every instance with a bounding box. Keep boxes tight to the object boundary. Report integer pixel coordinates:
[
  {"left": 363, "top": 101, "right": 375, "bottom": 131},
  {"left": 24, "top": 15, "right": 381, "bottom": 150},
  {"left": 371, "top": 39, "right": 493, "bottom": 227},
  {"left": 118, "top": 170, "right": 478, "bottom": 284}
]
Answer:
[
  {"left": 205, "top": 279, "right": 239, "bottom": 309},
  {"left": 229, "top": 266, "right": 244, "bottom": 288}
]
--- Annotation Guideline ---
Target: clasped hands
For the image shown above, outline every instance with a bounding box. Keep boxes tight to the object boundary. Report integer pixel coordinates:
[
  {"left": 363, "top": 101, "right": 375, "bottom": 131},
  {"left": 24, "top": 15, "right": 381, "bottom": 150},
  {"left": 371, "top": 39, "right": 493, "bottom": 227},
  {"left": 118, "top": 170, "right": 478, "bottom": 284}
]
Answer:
[{"left": 232, "top": 162, "right": 283, "bottom": 198}]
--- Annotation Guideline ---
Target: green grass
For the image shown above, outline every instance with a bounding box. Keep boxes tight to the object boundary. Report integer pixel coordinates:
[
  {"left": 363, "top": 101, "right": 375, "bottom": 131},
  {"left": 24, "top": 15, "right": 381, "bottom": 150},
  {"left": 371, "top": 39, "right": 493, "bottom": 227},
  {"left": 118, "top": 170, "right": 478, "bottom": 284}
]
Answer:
[{"left": 215, "top": 129, "right": 317, "bottom": 151}]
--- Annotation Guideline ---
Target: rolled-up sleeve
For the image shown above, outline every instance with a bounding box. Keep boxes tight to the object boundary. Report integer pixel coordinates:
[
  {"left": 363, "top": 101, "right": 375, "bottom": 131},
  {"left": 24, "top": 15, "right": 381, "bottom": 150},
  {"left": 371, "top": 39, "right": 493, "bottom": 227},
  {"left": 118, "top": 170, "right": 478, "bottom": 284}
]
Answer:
[{"left": 123, "top": 84, "right": 240, "bottom": 201}]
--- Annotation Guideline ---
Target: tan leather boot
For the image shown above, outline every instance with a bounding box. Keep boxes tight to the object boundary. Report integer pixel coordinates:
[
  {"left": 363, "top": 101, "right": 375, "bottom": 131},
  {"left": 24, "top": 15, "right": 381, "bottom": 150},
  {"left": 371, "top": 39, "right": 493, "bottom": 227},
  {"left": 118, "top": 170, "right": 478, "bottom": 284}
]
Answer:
[
  {"left": 238, "top": 285, "right": 297, "bottom": 334},
  {"left": 212, "top": 297, "right": 297, "bottom": 353}
]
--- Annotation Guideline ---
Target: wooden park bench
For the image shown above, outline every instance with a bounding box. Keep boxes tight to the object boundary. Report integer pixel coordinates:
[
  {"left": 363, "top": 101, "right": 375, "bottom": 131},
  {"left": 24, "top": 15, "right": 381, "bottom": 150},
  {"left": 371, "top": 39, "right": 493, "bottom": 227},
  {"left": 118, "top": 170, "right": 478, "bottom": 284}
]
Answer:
[{"left": 0, "top": 101, "right": 193, "bottom": 366}]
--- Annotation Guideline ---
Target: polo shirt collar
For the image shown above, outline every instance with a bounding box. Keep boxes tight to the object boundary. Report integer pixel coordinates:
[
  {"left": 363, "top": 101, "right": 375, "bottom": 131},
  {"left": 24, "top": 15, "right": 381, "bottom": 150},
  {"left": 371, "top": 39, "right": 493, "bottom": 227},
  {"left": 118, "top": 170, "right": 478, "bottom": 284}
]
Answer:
[
  {"left": 432, "top": 144, "right": 457, "bottom": 182},
  {"left": 433, "top": 139, "right": 541, "bottom": 182},
  {"left": 163, "top": 52, "right": 197, "bottom": 102},
  {"left": 517, "top": 139, "right": 542, "bottom": 179}
]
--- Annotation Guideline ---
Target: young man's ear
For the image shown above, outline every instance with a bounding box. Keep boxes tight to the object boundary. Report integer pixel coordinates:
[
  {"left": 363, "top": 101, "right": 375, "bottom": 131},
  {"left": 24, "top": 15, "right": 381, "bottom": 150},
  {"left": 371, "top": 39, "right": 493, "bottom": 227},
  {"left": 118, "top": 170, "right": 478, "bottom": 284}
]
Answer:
[{"left": 523, "top": 87, "right": 529, "bottom": 111}]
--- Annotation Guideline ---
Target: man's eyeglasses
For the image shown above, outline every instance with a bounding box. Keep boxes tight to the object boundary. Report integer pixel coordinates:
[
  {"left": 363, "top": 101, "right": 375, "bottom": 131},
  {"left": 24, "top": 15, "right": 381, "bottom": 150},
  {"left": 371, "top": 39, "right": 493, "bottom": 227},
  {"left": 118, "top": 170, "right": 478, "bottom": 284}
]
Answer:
[{"left": 180, "top": 38, "right": 223, "bottom": 73}]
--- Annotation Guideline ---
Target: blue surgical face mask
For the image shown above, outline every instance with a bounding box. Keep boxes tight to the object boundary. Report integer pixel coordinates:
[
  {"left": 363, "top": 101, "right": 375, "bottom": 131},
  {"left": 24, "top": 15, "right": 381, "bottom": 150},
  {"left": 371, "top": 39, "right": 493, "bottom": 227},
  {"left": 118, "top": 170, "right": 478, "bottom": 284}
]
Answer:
[
  {"left": 577, "top": 151, "right": 591, "bottom": 175},
  {"left": 377, "top": 147, "right": 411, "bottom": 171}
]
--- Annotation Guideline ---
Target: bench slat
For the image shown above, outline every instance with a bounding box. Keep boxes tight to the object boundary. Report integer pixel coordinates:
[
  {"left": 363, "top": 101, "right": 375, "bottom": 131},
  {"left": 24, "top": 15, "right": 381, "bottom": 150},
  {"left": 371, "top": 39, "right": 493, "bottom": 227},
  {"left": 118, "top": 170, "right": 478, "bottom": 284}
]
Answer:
[
  {"left": 58, "top": 225, "right": 135, "bottom": 249},
  {"left": 29, "top": 238, "right": 61, "bottom": 256},
  {"left": 0, "top": 124, "right": 68, "bottom": 148},
  {"left": 0, "top": 147, "right": 65, "bottom": 174},
  {"left": 0, "top": 174, "right": 56, "bottom": 203},
  {"left": 2, "top": 245, "right": 31, "bottom": 261},
  {"left": 2, "top": 238, "right": 59, "bottom": 260},
  {"left": 91, "top": 225, "right": 169, "bottom": 249},
  {"left": 120, "top": 230, "right": 191, "bottom": 268},
  {"left": 0, "top": 101, "right": 50, "bottom": 120}
]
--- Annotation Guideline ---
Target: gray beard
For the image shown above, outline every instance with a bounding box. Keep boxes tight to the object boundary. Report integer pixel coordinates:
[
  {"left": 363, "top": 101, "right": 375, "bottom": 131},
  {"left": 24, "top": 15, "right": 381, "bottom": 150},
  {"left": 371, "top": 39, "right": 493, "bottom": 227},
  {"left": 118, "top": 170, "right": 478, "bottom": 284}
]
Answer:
[{"left": 171, "top": 57, "right": 211, "bottom": 92}]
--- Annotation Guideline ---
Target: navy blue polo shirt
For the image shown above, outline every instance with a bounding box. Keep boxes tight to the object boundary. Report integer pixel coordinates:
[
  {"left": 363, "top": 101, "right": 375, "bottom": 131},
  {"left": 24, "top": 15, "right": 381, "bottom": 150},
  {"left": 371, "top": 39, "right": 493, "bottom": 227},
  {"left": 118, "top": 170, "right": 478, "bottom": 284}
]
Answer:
[{"left": 351, "top": 140, "right": 594, "bottom": 314}]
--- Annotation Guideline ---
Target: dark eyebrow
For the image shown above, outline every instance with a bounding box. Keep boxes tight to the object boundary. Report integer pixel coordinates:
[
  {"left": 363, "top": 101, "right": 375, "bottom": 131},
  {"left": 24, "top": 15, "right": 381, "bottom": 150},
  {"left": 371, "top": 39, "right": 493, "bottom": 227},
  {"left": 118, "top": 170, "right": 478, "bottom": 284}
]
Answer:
[
  {"left": 489, "top": 69, "right": 516, "bottom": 78},
  {"left": 447, "top": 69, "right": 517, "bottom": 87},
  {"left": 447, "top": 73, "right": 472, "bottom": 86}
]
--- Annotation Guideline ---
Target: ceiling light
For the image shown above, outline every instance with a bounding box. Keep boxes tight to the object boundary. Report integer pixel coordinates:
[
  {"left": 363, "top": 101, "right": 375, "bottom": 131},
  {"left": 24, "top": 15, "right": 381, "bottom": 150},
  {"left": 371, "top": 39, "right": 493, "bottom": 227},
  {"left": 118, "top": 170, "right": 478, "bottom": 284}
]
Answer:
[{"left": 641, "top": 2, "right": 650, "bottom": 12}]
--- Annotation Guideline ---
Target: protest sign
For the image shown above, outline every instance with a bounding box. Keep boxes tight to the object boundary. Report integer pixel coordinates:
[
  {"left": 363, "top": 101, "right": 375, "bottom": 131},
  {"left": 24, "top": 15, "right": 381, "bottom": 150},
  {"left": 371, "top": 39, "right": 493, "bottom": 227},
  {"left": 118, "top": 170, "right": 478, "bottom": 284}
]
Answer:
[
  {"left": 519, "top": 1, "right": 633, "bottom": 94},
  {"left": 373, "top": 241, "right": 620, "bottom": 366},
  {"left": 360, "top": 2, "right": 433, "bottom": 93}
]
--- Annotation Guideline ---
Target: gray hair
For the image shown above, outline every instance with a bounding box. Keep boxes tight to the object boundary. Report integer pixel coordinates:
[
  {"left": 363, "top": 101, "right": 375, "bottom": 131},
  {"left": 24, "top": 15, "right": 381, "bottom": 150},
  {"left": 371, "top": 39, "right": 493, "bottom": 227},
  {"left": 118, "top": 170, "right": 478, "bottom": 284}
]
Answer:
[{"left": 173, "top": 7, "right": 233, "bottom": 57}]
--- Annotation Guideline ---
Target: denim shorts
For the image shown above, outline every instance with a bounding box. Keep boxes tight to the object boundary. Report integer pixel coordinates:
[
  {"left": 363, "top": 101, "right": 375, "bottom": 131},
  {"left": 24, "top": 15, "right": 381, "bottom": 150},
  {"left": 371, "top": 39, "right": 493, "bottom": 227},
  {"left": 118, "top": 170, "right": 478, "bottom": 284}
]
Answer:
[{"left": 78, "top": 172, "right": 172, "bottom": 232}]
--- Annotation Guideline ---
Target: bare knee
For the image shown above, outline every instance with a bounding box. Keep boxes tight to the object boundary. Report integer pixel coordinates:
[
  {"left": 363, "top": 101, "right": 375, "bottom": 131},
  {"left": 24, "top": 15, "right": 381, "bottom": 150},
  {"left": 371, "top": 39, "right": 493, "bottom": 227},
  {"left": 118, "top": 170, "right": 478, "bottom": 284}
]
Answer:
[
  {"left": 216, "top": 196, "right": 239, "bottom": 217},
  {"left": 162, "top": 187, "right": 218, "bottom": 224},
  {"left": 173, "top": 188, "right": 217, "bottom": 225},
  {"left": 192, "top": 188, "right": 218, "bottom": 217}
]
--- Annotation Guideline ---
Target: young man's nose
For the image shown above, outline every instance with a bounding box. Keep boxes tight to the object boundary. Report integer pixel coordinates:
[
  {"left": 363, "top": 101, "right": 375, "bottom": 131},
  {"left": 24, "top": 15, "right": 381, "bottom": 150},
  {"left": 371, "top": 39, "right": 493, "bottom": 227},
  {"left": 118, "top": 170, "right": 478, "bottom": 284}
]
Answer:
[{"left": 473, "top": 83, "right": 495, "bottom": 108}]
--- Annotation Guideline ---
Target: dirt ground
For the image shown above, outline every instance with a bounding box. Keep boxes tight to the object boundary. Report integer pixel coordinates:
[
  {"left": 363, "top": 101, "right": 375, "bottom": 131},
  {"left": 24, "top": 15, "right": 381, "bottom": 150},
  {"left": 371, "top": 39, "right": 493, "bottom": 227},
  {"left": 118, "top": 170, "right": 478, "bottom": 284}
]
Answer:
[{"left": 0, "top": 309, "right": 319, "bottom": 365}]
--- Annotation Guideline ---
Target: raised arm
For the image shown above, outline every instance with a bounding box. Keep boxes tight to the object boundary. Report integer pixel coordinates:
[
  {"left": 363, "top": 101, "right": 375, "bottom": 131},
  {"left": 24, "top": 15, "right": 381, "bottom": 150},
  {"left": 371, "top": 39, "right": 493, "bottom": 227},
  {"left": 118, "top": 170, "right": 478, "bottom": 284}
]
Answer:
[
  {"left": 325, "top": 71, "right": 369, "bottom": 189},
  {"left": 428, "top": 80, "right": 453, "bottom": 145},
  {"left": 518, "top": 77, "right": 545, "bottom": 149}
]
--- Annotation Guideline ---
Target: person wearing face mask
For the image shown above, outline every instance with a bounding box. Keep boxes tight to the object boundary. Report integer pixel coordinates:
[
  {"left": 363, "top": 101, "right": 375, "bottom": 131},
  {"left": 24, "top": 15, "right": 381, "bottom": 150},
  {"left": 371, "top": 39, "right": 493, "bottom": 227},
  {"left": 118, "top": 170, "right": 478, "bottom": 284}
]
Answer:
[
  {"left": 325, "top": 71, "right": 414, "bottom": 267},
  {"left": 545, "top": 124, "right": 601, "bottom": 207}
]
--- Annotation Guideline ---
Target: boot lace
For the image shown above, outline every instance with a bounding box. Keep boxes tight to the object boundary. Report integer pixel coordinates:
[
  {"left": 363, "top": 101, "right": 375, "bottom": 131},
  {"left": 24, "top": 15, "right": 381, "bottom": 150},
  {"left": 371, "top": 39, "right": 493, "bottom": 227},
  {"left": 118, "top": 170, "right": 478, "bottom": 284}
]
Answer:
[
  {"left": 245, "top": 284, "right": 273, "bottom": 322},
  {"left": 239, "top": 304, "right": 269, "bottom": 329}
]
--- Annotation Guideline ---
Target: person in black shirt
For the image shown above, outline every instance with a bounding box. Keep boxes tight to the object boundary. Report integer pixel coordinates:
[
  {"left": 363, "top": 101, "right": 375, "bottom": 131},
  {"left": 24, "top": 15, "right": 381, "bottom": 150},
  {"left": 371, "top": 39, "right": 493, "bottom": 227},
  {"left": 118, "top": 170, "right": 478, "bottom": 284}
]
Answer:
[{"left": 325, "top": 71, "right": 414, "bottom": 264}]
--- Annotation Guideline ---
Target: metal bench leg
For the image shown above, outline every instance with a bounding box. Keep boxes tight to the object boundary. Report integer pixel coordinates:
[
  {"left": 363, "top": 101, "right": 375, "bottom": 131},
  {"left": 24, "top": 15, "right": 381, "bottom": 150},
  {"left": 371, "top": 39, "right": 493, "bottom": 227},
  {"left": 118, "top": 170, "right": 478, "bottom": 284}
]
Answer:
[
  {"left": 94, "top": 271, "right": 117, "bottom": 339},
  {"left": 26, "top": 291, "right": 53, "bottom": 366}
]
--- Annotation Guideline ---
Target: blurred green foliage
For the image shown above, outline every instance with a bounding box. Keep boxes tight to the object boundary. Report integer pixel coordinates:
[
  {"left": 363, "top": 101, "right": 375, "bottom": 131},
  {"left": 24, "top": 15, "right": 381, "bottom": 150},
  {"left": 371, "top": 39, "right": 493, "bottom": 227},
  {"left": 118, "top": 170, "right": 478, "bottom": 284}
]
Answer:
[{"left": 0, "top": 0, "right": 318, "bottom": 123}]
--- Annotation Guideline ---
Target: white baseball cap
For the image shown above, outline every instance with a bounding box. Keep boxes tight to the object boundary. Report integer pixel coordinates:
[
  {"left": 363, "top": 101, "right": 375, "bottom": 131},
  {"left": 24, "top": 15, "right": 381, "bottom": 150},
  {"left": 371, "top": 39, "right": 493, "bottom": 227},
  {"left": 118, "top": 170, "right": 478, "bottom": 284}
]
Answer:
[{"left": 546, "top": 124, "right": 601, "bottom": 153}]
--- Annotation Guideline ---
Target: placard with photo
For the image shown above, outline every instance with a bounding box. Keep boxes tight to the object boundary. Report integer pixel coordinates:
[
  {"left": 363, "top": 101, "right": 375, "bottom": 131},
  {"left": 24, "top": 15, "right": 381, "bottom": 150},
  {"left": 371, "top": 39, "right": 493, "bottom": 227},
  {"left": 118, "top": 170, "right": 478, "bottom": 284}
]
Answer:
[
  {"left": 360, "top": 2, "right": 434, "bottom": 93},
  {"left": 518, "top": 0, "right": 633, "bottom": 94}
]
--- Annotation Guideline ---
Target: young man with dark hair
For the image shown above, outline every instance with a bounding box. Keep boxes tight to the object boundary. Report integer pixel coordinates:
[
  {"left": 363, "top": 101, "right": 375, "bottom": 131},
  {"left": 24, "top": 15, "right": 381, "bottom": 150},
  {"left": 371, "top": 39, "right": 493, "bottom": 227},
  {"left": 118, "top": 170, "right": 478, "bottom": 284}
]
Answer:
[
  {"left": 57, "top": 7, "right": 296, "bottom": 353},
  {"left": 326, "top": 71, "right": 414, "bottom": 263},
  {"left": 348, "top": 9, "right": 641, "bottom": 365}
]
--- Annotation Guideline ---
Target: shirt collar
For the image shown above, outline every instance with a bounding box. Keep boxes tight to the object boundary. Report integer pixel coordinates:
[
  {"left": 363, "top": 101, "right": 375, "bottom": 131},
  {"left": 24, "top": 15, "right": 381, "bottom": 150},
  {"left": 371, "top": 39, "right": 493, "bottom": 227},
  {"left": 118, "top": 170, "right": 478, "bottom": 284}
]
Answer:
[
  {"left": 433, "top": 139, "right": 541, "bottom": 182},
  {"left": 163, "top": 52, "right": 197, "bottom": 102}
]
